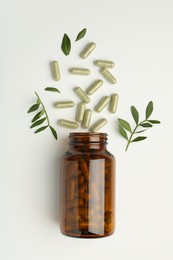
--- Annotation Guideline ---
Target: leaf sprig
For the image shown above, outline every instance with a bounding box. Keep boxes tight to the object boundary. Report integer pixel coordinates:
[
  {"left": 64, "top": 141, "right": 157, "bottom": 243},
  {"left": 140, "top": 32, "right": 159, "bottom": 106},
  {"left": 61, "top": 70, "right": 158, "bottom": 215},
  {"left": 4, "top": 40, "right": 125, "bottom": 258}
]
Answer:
[
  {"left": 28, "top": 92, "right": 58, "bottom": 140},
  {"left": 61, "top": 28, "right": 87, "bottom": 55},
  {"left": 118, "top": 101, "right": 160, "bottom": 151}
]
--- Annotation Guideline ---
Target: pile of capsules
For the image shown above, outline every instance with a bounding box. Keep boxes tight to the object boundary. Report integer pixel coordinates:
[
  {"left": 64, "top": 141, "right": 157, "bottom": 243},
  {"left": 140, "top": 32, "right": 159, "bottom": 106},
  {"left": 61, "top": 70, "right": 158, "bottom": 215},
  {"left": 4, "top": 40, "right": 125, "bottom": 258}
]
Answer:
[{"left": 50, "top": 42, "right": 119, "bottom": 132}]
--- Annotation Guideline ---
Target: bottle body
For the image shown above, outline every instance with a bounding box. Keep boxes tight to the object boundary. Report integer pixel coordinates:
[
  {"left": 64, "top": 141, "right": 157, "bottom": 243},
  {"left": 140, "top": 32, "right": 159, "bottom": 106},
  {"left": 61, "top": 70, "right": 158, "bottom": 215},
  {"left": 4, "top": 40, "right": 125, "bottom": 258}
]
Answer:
[{"left": 60, "top": 133, "right": 115, "bottom": 238}]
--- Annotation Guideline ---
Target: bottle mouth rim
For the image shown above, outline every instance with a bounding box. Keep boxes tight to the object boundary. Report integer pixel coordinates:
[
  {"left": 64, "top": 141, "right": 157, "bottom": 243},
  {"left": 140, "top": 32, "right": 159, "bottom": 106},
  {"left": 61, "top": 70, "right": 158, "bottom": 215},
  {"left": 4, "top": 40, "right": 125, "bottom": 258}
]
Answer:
[
  {"left": 68, "top": 132, "right": 108, "bottom": 144},
  {"left": 69, "top": 132, "right": 107, "bottom": 137}
]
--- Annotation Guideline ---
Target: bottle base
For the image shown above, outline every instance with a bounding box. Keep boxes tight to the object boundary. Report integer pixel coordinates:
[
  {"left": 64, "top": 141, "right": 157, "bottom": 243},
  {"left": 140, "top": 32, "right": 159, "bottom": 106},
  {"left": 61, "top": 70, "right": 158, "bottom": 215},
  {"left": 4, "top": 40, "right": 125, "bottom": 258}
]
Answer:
[{"left": 61, "top": 229, "right": 115, "bottom": 239}]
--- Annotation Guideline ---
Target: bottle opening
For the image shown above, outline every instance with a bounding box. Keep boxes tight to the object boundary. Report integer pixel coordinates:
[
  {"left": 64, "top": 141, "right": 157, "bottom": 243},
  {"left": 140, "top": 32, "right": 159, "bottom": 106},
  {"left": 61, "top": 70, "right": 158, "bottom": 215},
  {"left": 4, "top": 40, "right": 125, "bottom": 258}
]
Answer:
[{"left": 69, "top": 132, "right": 108, "bottom": 144}]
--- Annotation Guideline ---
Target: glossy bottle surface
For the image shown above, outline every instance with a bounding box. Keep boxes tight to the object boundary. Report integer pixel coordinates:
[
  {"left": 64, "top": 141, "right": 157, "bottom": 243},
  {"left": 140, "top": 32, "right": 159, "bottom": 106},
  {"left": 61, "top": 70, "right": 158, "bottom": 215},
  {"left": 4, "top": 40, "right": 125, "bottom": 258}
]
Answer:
[{"left": 60, "top": 133, "right": 115, "bottom": 238}]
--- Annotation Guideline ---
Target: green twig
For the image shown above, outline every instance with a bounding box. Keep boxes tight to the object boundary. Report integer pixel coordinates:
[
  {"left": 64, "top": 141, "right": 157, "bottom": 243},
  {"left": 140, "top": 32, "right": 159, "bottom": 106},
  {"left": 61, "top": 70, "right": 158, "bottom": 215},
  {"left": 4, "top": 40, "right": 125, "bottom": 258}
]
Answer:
[
  {"left": 28, "top": 91, "right": 58, "bottom": 140},
  {"left": 118, "top": 101, "right": 160, "bottom": 151},
  {"left": 35, "top": 91, "right": 50, "bottom": 126},
  {"left": 125, "top": 120, "right": 146, "bottom": 151}
]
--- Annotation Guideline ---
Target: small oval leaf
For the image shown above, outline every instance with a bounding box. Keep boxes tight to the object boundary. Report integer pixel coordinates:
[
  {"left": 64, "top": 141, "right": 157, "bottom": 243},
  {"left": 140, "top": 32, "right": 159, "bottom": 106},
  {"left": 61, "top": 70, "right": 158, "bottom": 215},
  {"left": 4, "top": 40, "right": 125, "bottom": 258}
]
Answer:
[
  {"left": 147, "top": 120, "right": 161, "bottom": 124},
  {"left": 61, "top": 33, "right": 71, "bottom": 55},
  {"left": 118, "top": 125, "right": 128, "bottom": 140},
  {"left": 44, "top": 87, "right": 60, "bottom": 93},
  {"left": 131, "top": 106, "right": 139, "bottom": 125},
  {"left": 50, "top": 126, "right": 58, "bottom": 140},
  {"left": 35, "top": 125, "right": 48, "bottom": 133},
  {"left": 131, "top": 136, "right": 147, "bottom": 142},
  {"left": 141, "top": 123, "right": 152, "bottom": 128},
  {"left": 118, "top": 118, "right": 132, "bottom": 132},
  {"left": 75, "top": 28, "right": 87, "bottom": 41},
  {"left": 30, "top": 117, "right": 46, "bottom": 128},
  {"left": 32, "top": 110, "right": 45, "bottom": 122},
  {"left": 28, "top": 104, "right": 39, "bottom": 113},
  {"left": 135, "top": 129, "right": 147, "bottom": 134},
  {"left": 146, "top": 101, "right": 153, "bottom": 119}
]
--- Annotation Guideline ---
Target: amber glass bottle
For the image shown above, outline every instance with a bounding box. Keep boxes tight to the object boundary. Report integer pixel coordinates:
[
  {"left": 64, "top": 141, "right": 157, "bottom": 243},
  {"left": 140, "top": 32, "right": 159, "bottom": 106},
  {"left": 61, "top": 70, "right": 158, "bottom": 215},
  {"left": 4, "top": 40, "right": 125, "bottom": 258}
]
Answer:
[{"left": 60, "top": 132, "right": 115, "bottom": 238}]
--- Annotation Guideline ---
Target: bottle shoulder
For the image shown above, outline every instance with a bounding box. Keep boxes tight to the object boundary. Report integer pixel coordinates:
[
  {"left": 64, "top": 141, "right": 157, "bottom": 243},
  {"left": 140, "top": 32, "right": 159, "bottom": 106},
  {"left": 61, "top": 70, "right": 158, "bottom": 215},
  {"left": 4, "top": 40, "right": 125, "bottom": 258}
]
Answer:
[{"left": 61, "top": 149, "right": 115, "bottom": 160}]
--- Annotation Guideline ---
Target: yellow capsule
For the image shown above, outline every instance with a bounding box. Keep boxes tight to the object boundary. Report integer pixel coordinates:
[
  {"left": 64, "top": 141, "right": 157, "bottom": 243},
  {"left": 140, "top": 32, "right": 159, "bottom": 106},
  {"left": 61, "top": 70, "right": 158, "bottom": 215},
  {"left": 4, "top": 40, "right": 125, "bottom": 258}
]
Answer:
[
  {"left": 100, "top": 67, "right": 117, "bottom": 84},
  {"left": 50, "top": 61, "right": 60, "bottom": 81},
  {"left": 78, "top": 182, "right": 88, "bottom": 194},
  {"left": 94, "top": 60, "right": 115, "bottom": 68},
  {"left": 109, "top": 94, "right": 119, "bottom": 113},
  {"left": 76, "top": 102, "right": 86, "bottom": 122},
  {"left": 74, "top": 87, "right": 90, "bottom": 103},
  {"left": 82, "top": 109, "right": 92, "bottom": 129},
  {"left": 79, "top": 160, "right": 89, "bottom": 180},
  {"left": 66, "top": 198, "right": 84, "bottom": 208},
  {"left": 89, "top": 118, "right": 107, "bottom": 132},
  {"left": 94, "top": 96, "right": 110, "bottom": 113},
  {"left": 54, "top": 101, "right": 75, "bottom": 109},
  {"left": 86, "top": 79, "right": 103, "bottom": 95},
  {"left": 58, "top": 119, "right": 78, "bottom": 129},
  {"left": 67, "top": 178, "right": 76, "bottom": 200},
  {"left": 69, "top": 68, "right": 90, "bottom": 75},
  {"left": 80, "top": 42, "right": 96, "bottom": 59}
]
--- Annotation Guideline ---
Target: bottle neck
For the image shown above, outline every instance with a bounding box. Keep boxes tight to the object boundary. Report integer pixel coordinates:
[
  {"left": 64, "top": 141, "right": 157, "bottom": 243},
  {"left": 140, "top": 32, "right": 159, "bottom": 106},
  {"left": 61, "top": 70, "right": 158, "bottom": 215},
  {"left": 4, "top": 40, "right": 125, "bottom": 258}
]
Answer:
[{"left": 68, "top": 132, "right": 108, "bottom": 151}]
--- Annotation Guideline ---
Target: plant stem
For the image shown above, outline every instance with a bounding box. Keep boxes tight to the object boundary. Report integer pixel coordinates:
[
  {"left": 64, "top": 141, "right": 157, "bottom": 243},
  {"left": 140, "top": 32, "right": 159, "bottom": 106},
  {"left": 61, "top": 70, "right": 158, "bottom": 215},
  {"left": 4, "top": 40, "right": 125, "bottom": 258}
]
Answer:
[
  {"left": 125, "top": 120, "right": 146, "bottom": 151},
  {"left": 35, "top": 91, "right": 50, "bottom": 126},
  {"left": 125, "top": 125, "right": 138, "bottom": 151}
]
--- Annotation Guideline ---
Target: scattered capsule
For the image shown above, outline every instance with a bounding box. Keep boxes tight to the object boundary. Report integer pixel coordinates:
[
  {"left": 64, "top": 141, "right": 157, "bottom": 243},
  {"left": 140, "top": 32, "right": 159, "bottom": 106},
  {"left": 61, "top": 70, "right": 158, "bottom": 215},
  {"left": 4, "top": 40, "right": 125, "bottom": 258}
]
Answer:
[
  {"left": 76, "top": 102, "right": 86, "bottom": 122},
  {"left": 89, "top": 118, "right": 108, "bottom": 132},
  {"left": 50, "top": 61, "right": 60, "bottom": 81},
  {"left": 54, "top": 101, "right": 75, "bottom": 109},
  {"left": 86, "top": 79, "right": 103, "bottom": 95},
  {"left": 58, "top": 119, "right": 78, "bottom": 129},
  {"left": 80, "top": 42, "right": 96, "bottom": 59},
  {"left": 82, "top": 109, "right": 92, "bottom": 129},
  {"left": 94, "top": 96, "right": 110, "bottom": 113},
  {"left": 74, "top": 87, "right": 90, "bottom": 103},
  {"left": 69, "top": 68, "right": 90, "bottom": 75},
  {"left": 100, "top": 67, "right": 117, "bottom": 84},
  {"left": 109, "top": 94, "right": 119, "bottom": 113},
  {"left": 94, "top": 60, "right": 115, "bottom": 68}
]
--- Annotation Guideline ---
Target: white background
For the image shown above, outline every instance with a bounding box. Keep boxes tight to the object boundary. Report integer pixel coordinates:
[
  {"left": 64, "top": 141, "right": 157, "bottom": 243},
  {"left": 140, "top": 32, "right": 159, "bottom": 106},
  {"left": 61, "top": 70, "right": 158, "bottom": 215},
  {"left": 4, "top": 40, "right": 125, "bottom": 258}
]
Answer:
[{"left": 0, "top": 0, "right": 173, "bottom": 259}]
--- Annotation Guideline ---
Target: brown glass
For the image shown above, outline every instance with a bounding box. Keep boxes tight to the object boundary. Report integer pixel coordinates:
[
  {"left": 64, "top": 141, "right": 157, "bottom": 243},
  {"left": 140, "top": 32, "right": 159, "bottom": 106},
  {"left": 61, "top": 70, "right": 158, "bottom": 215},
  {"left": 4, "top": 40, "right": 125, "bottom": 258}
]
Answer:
[{"left": 60, "top": 132, "right": 115, "bottom": 238}]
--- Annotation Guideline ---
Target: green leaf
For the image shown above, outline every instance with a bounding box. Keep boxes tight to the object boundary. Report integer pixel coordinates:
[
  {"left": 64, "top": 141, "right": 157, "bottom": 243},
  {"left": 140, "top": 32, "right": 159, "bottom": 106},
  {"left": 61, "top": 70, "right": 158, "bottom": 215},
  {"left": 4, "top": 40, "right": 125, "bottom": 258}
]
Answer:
[
  {"left": 146, "top": 101, "right": 153, "bottom": 119},
  {"left": 32, "top": 110, "right": 45, "bottom": 122},
  {"left": 75, "top": 28, "right": 87, "bottom": 41},
  {"left": 61, "top": 33, "right": 71, "bottom": 55},
  {"left": 148, "top": 120, "right": 161, "bottom": 124},
  {"left": 131, "top": 136, "right": 147, "bottom": 142},
  {"left": 118, "top": 125, "right": 128, "bottom": 140},
  {"left": 30, "top": 117, "right": 46, "bottom": 128},
  {"left": 118, "top": 118, "right": 132, "bottom": 132},
  {"left": 135, "top": 129, "right": 147, "bottom": 134},
  {"left": 50, "top": 126, "right": 58, "bottom": 140},
  {"left": 28, "top": 104, "right": 39, "bottom": 113},
  {"left": 35, "top": 125, "right": 48, "bottom": 133},
  {"left": 36, "top": 98, "right": 41, "bottom": 105},
  {"left": 131, "top": 106, "right": 139, "bottom": 125},
  {"left": 141, "top": 123, "right": 153, "bottom": 128},
  {"left": 44, "top": 87, "right": 60, "bottom": 93}
]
